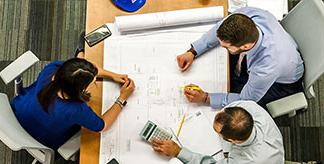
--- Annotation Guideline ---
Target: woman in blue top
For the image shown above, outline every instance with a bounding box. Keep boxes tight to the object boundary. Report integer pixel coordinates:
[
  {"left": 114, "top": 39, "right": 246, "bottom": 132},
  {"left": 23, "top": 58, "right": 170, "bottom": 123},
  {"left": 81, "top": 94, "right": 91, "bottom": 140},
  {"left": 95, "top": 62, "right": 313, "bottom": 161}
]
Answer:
[{"left": 11, "top": 57, "right": 135, "bottom": 150}]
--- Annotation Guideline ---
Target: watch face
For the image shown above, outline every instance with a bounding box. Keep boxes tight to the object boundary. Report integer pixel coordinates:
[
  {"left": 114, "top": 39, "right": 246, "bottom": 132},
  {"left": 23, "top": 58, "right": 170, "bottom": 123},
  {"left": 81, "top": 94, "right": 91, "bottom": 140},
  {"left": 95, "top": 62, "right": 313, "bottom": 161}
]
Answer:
[
  {"left": 118, "top": 98, "right": 127, "bottom": 106},
  {"left": 121, "top": 99, "right": 127, "bottom": 106}
]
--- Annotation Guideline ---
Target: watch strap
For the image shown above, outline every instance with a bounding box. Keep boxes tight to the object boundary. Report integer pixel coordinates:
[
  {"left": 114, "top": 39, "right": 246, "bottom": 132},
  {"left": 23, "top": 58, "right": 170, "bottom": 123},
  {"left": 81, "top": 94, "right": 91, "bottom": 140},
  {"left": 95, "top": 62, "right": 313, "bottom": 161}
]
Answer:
[
  {"left": 116, "top": 97, "right": 127, "bottom": 107},
  {"left": 187, "top": 45, "right": 198, "bottom": 58}
]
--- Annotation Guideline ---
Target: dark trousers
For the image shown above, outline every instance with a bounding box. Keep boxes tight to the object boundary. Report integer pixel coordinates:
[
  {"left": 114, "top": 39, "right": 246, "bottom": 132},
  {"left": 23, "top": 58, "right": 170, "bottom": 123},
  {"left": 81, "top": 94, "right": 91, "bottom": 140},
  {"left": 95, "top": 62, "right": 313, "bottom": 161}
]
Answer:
[{"left": 229, "top": 55, "right": 304, "bottom": 109}]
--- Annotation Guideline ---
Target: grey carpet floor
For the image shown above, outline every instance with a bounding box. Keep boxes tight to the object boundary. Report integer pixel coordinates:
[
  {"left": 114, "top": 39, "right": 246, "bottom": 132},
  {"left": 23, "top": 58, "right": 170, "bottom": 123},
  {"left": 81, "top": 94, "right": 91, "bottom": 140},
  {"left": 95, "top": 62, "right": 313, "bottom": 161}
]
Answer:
[
  {"left": 0, "top": 0, "right": 86, "bottom": 163},
  {"left": 0, "top": 0, "right": 323, "bottom": 163}
]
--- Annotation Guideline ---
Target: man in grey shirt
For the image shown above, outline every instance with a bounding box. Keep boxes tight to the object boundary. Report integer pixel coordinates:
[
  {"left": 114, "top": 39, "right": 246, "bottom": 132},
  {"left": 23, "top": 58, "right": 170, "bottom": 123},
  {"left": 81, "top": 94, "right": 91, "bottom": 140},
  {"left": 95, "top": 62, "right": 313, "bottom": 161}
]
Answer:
[{"left": 151, "top": 101, "right": 284, "bottom": 164}]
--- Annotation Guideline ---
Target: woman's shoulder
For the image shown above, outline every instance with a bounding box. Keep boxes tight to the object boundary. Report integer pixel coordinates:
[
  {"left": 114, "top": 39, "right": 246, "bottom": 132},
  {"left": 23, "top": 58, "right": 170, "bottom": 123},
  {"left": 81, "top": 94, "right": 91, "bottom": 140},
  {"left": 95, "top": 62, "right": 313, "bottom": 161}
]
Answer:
[
  {"left": 36, "top": 61, "right": 64, "bottom": 83},
  {"left": 42, "top": 61, "right": 64, "bottom": 73}
]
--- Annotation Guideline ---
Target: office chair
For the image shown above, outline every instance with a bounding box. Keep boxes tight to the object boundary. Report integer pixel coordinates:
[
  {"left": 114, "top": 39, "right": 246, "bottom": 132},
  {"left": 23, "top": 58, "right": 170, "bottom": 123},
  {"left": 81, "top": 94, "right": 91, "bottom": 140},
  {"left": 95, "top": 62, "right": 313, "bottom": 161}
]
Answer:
[
  {"left": 0, "top": 51, "right": 80, "bottom": 164},
  {"left": 266, "top": 0, "right": 324, "bottom": 118}
]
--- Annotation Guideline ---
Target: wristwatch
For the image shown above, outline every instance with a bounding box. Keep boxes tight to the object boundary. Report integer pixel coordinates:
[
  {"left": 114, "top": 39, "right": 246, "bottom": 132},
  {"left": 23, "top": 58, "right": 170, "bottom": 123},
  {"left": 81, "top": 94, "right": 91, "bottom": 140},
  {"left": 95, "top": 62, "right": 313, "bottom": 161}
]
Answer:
[
  {"left": 115, "top": 97, "right": 127, "bottom": 108},
  {"left": 187, "top": 45, "right": 198, "bottom": 58}
]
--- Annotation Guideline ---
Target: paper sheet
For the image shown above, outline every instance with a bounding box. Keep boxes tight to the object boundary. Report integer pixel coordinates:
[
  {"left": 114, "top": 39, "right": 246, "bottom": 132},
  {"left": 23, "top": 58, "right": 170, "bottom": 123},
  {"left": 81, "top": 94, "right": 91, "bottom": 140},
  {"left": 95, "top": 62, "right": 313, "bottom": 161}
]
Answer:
[
  {"left": 99, "top": 23, "right": 227, "bottom": 164},
  {"left": 228, "top": 0, "right": 248, "bottom": 12},
  {"left": 100, "top": 9, "right": 228, "bottom": 163},
  {"left": 247, "top": 0, "right": 288, "bottom": 20},
  {"left": 171, "top": 110, "right": 222, "bottom": 156},
  {"left": 228, "top": 0, "right": 288, "bottom": 20},
  {"left": 115, "top": 6, "right": 224, "bottom": 33}
]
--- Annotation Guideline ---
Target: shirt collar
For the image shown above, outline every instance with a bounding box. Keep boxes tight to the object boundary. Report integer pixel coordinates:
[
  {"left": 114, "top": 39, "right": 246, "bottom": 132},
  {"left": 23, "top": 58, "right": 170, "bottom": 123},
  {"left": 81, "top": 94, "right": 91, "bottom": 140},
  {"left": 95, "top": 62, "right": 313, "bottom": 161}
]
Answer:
[
  {"left": 246, "top": 27, "right": 263, "bottom": 56},
  {"left": 235, "top": 126, "right": 257, "bottom": 147}
]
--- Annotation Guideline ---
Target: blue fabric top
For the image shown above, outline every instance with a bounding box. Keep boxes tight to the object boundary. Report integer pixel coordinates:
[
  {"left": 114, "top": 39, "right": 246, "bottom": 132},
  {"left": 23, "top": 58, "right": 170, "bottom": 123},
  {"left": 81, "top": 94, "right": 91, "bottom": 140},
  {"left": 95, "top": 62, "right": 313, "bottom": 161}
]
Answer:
[
  {"left": 191, "top": 7, "right": 304, "bottom": 108},
  {"left": 11, "top": 61, "right": 104, "bottom": 150}
]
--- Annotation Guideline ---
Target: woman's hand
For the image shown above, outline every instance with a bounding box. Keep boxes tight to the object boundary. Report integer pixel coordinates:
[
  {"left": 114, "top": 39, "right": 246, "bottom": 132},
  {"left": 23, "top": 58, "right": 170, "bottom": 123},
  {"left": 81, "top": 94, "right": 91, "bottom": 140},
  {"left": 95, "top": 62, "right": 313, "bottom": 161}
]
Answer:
[
  {"left": 119, "top": 78, "right": 135, "bottom": 100},
  {"left": 112, "top": 73, "right": 128, "bottom": 84}
]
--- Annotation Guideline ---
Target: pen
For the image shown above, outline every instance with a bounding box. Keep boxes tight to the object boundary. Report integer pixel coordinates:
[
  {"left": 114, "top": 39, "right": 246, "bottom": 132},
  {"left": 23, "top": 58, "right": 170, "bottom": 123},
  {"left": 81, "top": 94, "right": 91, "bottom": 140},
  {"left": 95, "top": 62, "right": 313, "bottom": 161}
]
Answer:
[
  {"left": 177, "top": 114, "right": 185, "bottom": 137},
  {"left": 169, "top": 127, "right": 183, "bottom": 147},
  {"left": 180, "top": 86, "right": 202, "bottom": 91},
  {"left": 211, "top": 149, "right": 223, "bottom": 157}
]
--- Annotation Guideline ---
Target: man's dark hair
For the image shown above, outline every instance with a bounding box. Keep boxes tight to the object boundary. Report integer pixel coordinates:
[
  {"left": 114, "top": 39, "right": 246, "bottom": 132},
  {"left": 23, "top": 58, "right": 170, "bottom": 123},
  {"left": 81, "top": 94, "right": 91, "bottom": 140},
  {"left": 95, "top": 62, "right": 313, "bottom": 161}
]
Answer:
[
  {"left": 217, "top": 13, "right": 259, "bottom": 47},
  {"left": 214, "top": 106, "right": 254, "bottom": 141},
  {"left": 38, "top": 58, "right": 98, "bottom": 112}
]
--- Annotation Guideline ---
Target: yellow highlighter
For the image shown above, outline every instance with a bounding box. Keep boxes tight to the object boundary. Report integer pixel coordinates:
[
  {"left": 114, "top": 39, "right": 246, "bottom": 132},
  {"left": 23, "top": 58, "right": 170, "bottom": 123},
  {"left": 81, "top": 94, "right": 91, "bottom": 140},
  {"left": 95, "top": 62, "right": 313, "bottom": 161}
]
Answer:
[
  {"left": 180, "top": 85, "right": 203, "bottom": 91},
  {"left": 177, "top": 115, "right": 186, "bottom": 137}
]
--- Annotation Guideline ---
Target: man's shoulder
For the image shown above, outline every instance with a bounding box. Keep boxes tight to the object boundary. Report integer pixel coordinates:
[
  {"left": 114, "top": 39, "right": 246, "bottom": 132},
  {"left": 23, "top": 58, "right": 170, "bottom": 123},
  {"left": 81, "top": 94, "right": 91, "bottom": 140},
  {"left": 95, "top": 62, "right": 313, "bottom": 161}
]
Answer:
[
  {"left": 234, "top": 7, "right": 271, "bottom": 17},
  {"left": 234, "top": 7, "right": 278, "bottom": 29},
  {"left": 225, "top": 100, "right": 263, "bottom": 111}
]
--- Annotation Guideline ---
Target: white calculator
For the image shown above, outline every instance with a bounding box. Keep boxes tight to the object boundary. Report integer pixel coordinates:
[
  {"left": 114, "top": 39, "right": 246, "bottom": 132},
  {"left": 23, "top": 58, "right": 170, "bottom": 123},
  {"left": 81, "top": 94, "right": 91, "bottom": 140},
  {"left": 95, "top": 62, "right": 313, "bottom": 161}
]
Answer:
[{"left": 140, "top": 120, "right": 172, "bottom": 142}]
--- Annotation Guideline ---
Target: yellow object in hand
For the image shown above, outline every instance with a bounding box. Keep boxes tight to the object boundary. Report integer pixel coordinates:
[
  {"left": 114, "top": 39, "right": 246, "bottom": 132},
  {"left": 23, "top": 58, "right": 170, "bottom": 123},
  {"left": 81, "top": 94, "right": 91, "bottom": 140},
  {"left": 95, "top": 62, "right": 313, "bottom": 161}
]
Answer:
[{"left": 180, "top": 85, "right": 202, "bottom": 91}]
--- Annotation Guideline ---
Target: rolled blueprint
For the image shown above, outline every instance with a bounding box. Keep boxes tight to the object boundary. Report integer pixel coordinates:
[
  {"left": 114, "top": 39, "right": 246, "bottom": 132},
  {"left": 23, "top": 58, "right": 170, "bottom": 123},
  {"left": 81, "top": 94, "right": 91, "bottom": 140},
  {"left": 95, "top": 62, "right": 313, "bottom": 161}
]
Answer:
[{"left": 115, "top": 6, "right": 224, "bottom": 33}]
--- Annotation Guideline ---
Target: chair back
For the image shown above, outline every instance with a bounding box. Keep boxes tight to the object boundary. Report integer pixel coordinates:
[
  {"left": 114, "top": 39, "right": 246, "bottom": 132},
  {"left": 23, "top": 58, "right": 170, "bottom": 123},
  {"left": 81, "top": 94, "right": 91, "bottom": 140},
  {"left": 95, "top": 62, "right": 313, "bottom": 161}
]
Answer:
[
  {"left": 281, "top": 0, "right": 324, "bottom": 98},
  {"left": 0, "top": 93, "right": 54, "bottom": 164}
]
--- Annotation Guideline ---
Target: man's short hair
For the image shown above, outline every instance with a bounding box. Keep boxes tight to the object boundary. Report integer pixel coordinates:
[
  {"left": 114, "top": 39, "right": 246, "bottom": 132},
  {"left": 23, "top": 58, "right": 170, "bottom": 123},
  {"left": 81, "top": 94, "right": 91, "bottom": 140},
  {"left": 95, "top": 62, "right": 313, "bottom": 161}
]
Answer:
[
  {"left": 214, "top": 106, "right": 254, "bottom": 141},
  {"left": 217, "top": 13, "right": 259, "bottom": 47}
]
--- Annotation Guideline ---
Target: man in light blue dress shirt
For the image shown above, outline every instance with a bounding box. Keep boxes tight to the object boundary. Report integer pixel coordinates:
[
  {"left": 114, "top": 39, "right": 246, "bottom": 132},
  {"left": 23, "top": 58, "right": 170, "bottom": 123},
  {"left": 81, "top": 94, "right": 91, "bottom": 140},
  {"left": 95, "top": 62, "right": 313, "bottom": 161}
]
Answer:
[
  {"left": 151, "top": 101, "right": 285, "bottom": 164},
  {"left": 177, "top": 7, "right": 304, "bottom": 109}
]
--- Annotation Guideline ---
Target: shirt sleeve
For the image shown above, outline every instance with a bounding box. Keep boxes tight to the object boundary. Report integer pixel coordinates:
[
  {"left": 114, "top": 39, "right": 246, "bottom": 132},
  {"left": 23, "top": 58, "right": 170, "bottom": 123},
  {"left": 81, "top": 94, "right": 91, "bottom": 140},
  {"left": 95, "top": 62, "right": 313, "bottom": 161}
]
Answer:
[
  {"left": 177, "top": 147, "right": 217, "bottom": 164},
  {"left": 209, "top": 56, "right": 279, "bottom": 109},
  {"left": 72, "top": 103, "right": 105, "bottom": 132},
  {"left": 191, "top": 20, "right": 223, "bottom": 57}
]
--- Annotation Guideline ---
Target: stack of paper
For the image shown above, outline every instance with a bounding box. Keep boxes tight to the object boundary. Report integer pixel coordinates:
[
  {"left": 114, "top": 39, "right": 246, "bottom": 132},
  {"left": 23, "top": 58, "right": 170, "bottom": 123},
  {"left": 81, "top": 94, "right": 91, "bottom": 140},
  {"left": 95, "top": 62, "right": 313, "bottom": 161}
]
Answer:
[
  {"left": 247, "top": 0, "right": 288, "bottom": 20},
  {"left": 228, "top": 0, "right": 288, "bottom": 20}
]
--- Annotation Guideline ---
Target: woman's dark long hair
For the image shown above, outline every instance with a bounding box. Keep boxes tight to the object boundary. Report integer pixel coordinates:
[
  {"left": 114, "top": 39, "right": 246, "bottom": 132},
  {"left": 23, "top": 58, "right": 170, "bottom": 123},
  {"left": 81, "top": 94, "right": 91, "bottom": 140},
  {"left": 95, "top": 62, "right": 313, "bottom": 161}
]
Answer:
[{"left": 38, "top": 58, "right": 98, "bottom": 112}]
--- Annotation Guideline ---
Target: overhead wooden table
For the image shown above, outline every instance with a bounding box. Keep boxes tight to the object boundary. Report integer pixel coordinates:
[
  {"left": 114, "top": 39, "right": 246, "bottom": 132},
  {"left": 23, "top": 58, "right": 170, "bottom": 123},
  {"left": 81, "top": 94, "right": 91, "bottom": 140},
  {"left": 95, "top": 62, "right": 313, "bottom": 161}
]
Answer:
[{"left": 81, "top": 0, "right": 228, "bottom": 163}]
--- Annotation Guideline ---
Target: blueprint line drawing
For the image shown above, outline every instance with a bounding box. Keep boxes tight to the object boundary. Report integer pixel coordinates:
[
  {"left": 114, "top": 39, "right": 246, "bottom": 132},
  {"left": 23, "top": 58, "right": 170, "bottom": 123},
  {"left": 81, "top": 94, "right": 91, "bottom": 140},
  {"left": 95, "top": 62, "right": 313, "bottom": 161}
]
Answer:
[{"left": 99, "top": 23, "right": 228, "bottom": 164}]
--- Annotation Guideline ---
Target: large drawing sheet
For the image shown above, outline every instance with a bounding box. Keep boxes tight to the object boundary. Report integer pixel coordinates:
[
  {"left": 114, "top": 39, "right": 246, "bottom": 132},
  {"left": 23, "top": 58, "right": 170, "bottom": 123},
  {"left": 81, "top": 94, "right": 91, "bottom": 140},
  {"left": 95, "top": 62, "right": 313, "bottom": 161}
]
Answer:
[
  {"left": 99, "top": 16, "right": 227, "bottom": 164},
  {"left": 100, "top": 24, "right": 227, "bottom": 164}
]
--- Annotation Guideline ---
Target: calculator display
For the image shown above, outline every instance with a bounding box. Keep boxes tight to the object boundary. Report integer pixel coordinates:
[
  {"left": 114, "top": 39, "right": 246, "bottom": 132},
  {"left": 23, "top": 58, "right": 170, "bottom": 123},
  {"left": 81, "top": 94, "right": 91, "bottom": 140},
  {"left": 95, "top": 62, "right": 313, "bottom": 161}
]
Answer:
[{"left": 143, "top": 123, "right": 153, "bottom": 136}]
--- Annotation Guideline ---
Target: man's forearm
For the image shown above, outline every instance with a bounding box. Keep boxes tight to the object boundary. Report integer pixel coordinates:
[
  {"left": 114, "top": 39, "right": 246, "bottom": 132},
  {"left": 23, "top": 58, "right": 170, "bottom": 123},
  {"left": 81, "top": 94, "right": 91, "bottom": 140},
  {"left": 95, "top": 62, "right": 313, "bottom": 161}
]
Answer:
[
  {"left": 177, "top": 147, "right": 217, "bottom": 164},
  {"left": 191, "top": 22, "right": 222, "bottom": 57}
]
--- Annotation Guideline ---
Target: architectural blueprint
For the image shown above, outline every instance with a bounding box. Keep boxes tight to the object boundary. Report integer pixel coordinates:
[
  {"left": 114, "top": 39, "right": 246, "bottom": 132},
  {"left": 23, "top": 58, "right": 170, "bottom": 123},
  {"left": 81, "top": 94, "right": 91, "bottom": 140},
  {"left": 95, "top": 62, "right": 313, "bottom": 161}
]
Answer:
[{"left": 99, "top": 23, "right": 228, "bottom": 164}]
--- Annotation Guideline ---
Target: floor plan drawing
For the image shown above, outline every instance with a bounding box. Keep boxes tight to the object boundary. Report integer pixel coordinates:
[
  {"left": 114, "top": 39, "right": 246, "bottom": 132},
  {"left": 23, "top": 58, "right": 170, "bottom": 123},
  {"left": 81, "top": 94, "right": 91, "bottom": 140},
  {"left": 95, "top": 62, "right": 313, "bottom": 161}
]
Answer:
[{"left": 99, "top": 23, "right": 227, "bottom": 164}]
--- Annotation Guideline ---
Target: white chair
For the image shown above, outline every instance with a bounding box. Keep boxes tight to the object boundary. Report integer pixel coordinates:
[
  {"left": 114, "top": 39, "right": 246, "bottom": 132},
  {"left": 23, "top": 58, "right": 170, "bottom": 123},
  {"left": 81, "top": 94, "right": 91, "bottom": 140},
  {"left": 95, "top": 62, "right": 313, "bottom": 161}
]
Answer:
[
  {"left": 0, "top": 50, "right": 39, "bottom": 96},
  {"left": 0, "top": 93, "right": 54, "bottom": 164},
  {"left": 266, "top": 0, "right": 324, "bottom": 118},
  {"left": 0, "top": 51, "right": 80, "bottom": 163}
]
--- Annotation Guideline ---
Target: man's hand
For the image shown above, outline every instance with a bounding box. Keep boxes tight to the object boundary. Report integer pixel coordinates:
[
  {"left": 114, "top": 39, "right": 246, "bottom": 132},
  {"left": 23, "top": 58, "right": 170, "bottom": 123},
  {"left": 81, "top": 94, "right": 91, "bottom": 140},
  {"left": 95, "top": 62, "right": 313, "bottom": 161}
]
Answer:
[
  {"left": 176, "top": 51, "right": 194, "bottom": 72},
  {"left": 184, "top": 84, "right": 209, "bottom": 104},
  {"left": 152, "top": 139, "right": 181, "bottom": 157}
]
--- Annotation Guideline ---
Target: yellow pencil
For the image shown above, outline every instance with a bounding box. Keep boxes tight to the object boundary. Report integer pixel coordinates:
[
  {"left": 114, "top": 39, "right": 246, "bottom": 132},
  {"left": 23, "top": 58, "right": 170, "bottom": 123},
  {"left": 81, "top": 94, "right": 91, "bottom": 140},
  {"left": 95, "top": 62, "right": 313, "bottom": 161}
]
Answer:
[
  {"left": 177, "top": 114, "right": 186, "bottom": 137},
  {"left": 180, "top": 86, "right": 202, "bottom": 91}
]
